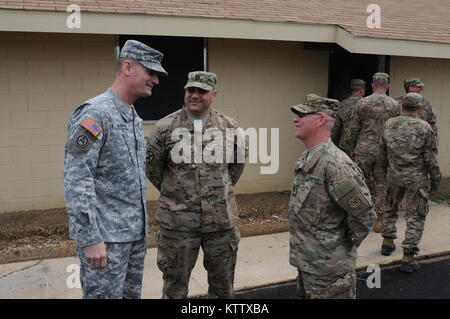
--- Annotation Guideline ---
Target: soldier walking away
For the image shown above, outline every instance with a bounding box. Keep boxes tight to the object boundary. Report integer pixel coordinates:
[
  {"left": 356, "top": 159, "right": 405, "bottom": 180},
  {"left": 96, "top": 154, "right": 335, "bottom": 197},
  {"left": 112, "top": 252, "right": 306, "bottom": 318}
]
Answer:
[
  {"left": 331, "top": 79, "right": 366, "bottom": 156},
  {"left": 345, "top": 72, "right": 401, "bottom": 233},
  {"left": 63, "top": 40, "right": 167, "bottom": 298},
  {"left": 395, "top": 78, "right": 438, "bottom": 149},
  {"left": 146, "top": 71, "right": 245, "bottom": 299},
  {"left": 289, "top": 94, "right": 375, "bottom": 299},
  {"left": 376, "top": 92, "right": 441, "bottom": 273}
]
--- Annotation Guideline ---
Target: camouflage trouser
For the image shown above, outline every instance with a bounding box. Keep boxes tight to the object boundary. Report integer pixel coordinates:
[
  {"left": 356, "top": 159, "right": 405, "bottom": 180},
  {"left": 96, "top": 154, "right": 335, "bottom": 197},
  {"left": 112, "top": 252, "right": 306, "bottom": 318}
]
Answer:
[
  {"left": 156, "top": 227, "right": 240, "bottom": 299},
  {"left": 296, "top": 270, "right": 356, "bottom": 299},
  {"left": 382, "top": 186, "right": 429, "bottom": 255},
  {"left": 354, "top": 154, "right": 387, "bottom": 216},
  {"left": 77, "top": 238, "right": 146, "bottom": 299}
]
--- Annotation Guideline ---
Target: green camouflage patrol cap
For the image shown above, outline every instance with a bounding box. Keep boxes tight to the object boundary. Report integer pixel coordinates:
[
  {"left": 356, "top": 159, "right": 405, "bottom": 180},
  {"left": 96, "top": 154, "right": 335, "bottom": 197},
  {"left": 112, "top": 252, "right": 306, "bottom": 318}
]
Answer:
[
  {"left": 404, "top": 78, "right": 424, "bottom": 88},
  {"left": 402, "top": 92, "right": 423, "bottom": 107},
  {"left": 120, "top": 40, "right": 168, "bottom": 76},
  {"left": 373, "top": 72, "right": 389, "bottom": 82},
  {"left": 350, "top": 79, "right": 366, "bottom": 89},
  {"left": 184, "top": 71, "right": 217, "bottom": 91},
  {"left": 290, "top": 94, "right": 339, "bottom": 118}
]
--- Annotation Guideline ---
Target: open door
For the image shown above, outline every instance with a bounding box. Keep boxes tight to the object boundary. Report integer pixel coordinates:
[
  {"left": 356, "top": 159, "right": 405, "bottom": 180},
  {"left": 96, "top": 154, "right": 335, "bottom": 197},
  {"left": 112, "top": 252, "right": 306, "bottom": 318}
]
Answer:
[{"left": 327, "top": 45, "right": 390, "bottom": 101}]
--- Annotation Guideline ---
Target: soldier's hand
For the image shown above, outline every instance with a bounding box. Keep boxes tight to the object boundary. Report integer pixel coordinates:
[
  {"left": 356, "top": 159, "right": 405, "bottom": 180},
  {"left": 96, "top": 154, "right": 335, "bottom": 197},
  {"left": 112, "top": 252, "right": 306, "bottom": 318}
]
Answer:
[{"left": 84, "top": 241, "right": 107, "bottom": 268}]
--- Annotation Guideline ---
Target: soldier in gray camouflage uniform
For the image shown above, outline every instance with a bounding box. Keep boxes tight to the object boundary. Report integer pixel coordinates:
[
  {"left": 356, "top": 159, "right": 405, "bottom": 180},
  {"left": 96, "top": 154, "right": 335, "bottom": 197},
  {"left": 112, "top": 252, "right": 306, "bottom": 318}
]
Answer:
[
  {"left": 395, "top": 78, "right": 438, "bottom": 147},
  {"left": 63, "top": 40, "right": 167, "bottom": 298},
  {"left": 345, "top": 72, "right": 401, "bottom": 233},
  {"left": 146, "top": 71, "right": 245, "bottom": 299},
  {"left": 331, "top": 79, "right": 366, "bottom": 156},
  {"left": 376, "top": 92, "right": 441, "bottom": 273},
  {"left": 289, "top": 94, "right": 376, "bottom": 299}
]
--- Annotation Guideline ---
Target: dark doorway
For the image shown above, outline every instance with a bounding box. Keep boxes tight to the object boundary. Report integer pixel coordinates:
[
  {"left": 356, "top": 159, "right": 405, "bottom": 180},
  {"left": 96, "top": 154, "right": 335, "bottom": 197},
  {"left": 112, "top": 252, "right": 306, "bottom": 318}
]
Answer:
[
  {"left": 119, "top": 35, "right": 204, "bottom": 121},
  {"left": 327, "top": 45, "right": 390, "bottom": 101}
]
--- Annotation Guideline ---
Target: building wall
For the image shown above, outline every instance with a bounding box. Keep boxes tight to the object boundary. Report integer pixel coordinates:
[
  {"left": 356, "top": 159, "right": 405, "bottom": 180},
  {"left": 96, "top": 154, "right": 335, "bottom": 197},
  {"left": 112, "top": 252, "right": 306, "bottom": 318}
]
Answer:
[
  {"left": 0, "top": 33, "right": 329, "bottom": 213},
  {"left": 389, "top": 56, "right": 450, "bottom": 175},
  {"left": 1, "top": 33, "right": 448, "bottom": 214},
  {"left": 0, "top": 32, "right": 115, "bottom": 213},
  {"left": 207, "top": 38, "right": 329, "bottom": 194}
]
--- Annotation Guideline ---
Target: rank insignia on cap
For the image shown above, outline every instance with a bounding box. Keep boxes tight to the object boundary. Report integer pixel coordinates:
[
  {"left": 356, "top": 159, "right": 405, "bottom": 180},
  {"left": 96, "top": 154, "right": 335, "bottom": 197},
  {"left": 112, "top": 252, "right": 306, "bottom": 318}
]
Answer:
[{"left": 81, "top": 117, "right": 102, "bottom": 137}]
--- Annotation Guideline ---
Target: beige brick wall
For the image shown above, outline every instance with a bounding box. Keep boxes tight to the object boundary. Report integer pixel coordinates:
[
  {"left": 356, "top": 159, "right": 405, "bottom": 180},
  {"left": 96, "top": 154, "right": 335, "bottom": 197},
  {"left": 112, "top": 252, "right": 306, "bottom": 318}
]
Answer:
[
  {"left": 208, "top": 38, "right": 329, "bottom": 194},
  {"left": 0, "top": 31, "right": 115, "bottom": 213},
  {"left": 0, "top": 34, "right": 329, "bottom": 212},
  {"left": 390, "top": 56, "right": 450, "bottom": 176}
]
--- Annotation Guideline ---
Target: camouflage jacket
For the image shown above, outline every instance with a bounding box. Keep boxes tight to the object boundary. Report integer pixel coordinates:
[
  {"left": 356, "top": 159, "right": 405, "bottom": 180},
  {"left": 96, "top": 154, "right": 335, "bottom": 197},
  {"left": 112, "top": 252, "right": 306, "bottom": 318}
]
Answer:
[
  {"left": 63, "top": 89, "right": 148, "bottom": 248},
  {"left": 377, "top": 114, "right": 441, "bottom": 191},
  {"left": 330, "top": 94, "right": 363, "bottom": 154},
  {"left": 146, "top": 107, "right": 245, "bottom": 233},
  {"left": 395, "top": 95, "right": 438, "bottom": 143},
  {"left": 346, "top": 92, "right": 400, "bottom": 156},
  {"left": 288, "top": 140, "right": 375, "bottom": 276}
]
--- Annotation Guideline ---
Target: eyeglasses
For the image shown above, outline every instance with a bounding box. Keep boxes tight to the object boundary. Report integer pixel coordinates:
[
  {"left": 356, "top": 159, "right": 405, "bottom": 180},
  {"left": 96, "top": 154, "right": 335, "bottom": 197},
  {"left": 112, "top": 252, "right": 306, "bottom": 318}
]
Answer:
[
  {"left": 296, "top": 112, "right": 324, "bottom": 118},
  {"left": 186, "top": 87, "right": 209, "bottom": 94}
]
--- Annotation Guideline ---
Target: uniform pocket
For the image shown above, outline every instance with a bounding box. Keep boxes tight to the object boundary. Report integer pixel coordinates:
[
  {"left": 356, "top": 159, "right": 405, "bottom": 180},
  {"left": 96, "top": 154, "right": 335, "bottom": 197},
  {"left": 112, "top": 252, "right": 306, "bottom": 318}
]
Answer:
[
  {"left": 121, "top": 133, "right": 136, "bottom": 166},
  {"left": 296, "top": 181, "right": 314, "bottom": 208},
  {"left": 417, "top": 188, "right": 429, "bottom": 217},
  {"left": 107, "top": 123, "right": 136, "bottom": 166},
  {"left": 228, "top": 227, "right": 241, "bottom": 253},
  {"left": 155, "top": 232, "right": 178, "bottom": 273},
  {"left": 289, "top": 180, "right": 314, "bottom": 214}
]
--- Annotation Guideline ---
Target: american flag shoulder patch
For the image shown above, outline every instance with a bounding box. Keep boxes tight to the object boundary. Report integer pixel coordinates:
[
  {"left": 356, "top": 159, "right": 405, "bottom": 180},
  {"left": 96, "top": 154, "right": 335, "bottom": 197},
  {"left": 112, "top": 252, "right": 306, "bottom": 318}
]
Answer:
[{"left": 81, "top": 117, "right": 102, "bottom": 137}]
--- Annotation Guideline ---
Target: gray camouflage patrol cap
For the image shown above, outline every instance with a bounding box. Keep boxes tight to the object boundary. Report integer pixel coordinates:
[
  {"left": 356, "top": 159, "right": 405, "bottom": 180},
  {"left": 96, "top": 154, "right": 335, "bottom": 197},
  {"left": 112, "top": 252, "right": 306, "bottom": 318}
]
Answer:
[
  {"left": 184, "top": 71, "right": 217, "bottom": 91},
  {"left": 404, "top": 78, "right": 424, "bottom": 88},
  {"left": 290, "top": 94, "right": 339, "bottom": 118},
  {"left": 120, "top": 40, "right": 168, "bottom": 76},
  {"left": 373, "top": 72, "right": 389, "bottom": 82},
  {"left": 402, "top": 92, "right": 423, "bottom": 107},
  {"left": 350, "top": 79, "right": 366, "bottom": 89}
]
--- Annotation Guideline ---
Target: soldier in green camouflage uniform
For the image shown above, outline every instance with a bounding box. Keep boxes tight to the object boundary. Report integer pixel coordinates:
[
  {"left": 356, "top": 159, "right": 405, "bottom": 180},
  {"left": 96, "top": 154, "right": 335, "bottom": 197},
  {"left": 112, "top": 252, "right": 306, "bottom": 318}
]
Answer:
[
  {"left": 63, "top": 40, "right": 167, "bottom": 298},
  {"left": 146, "top": 71, "right": 245, "bottom": 299},
  {"left": 331, "top": 79, "right": 366, "bottom": 156},
  {"left": 395, "top": 78, "right": 438, "bottom": 147},
  {"left": 289, "top": 94, "right": 376, "bottom": 299},
  {"left": 345, "top": 72, "right": 401, "bottom": 233},
  {"left": 377, "top": 92, "right": 441, "bottom": 272}
]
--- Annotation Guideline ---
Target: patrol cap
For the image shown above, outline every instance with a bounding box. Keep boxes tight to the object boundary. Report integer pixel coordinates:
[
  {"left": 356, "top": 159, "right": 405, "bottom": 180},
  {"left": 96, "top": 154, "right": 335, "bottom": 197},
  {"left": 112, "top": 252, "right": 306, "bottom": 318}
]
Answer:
[
  {"left": 372, "top": 72, "right": 389, "bottom": 82},
  {"left": 402, "top": 92, "right": 423, "bottom": 107},
  {"left": 404, "top": 78, "right": 424, "bottom": 88},
  {"left": 290, "top": 94, "right": 339, "bottom": 118},
  {"left": 184, "top": 71, "right": 217, "bottom": 91},
  {"left": 350, "top": 79, "right": 366, "bottom": 89},
  {"left": 120, "top": 40, "right": 168, "bottom": 76}
]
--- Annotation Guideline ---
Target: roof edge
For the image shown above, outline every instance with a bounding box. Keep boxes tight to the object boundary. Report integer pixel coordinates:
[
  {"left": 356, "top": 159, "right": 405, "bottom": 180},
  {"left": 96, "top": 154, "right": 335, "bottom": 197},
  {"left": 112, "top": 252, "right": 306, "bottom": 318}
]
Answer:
[{"left": 0, "top": 9, "right": 449, "bottom": 59}]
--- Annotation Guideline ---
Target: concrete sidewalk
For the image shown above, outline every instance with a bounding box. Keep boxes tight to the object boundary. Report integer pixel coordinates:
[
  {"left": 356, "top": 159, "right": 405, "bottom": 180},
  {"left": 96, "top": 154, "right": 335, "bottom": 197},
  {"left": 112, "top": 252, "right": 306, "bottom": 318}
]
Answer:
[{"left": 1, "top": 202, "right": 449, "bottom": 299}]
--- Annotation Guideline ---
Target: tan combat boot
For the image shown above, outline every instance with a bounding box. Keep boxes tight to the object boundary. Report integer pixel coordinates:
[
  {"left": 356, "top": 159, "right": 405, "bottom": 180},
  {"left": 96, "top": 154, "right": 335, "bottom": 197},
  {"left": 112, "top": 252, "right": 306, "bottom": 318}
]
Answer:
[
  {"left": 373, "top": 213, "right": 382, "bottom": 233},
  {"left": 400, "top": 253, "right": 421, "bottom": 273},
  {"left": 381, "top": 237, "right": 395, "bottom": 256}
]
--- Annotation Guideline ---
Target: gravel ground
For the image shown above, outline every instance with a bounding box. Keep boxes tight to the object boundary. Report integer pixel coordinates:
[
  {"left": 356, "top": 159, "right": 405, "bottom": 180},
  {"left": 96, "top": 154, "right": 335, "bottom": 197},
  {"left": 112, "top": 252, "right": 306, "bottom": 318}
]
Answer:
[{"left": 0, "top": 192, "right": 290, "bottom": 265}]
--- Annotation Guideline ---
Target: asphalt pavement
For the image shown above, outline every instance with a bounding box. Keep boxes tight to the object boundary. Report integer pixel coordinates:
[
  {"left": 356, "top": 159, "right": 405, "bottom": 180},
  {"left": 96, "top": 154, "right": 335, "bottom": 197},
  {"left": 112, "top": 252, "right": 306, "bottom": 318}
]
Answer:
[{"left": 235, "top": 255, "right": 450, "bottom": 299}]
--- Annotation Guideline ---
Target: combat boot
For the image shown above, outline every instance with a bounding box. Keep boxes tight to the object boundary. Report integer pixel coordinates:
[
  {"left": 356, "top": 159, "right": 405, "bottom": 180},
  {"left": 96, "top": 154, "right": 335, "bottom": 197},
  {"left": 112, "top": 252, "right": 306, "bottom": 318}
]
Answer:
[
  {"left": 400, "top": 252, "right": 421, "bottom": 273},
  {"left": 373, "top": 213, "right": 382, "bottom": 233},
  {"left": 381, "top": 237, "right": 395, "bottom": 256}
]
